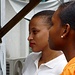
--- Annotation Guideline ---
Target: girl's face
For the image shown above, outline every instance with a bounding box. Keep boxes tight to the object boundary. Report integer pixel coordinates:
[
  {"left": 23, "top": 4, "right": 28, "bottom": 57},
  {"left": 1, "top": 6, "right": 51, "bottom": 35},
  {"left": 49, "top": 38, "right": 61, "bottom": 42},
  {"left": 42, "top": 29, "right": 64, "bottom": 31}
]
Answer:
[
  {"left": 49, "top": 10, "right": 64, "bottom": 50},
  {"left": 28, "top": 17, "right": 50, "bottom": 52}
]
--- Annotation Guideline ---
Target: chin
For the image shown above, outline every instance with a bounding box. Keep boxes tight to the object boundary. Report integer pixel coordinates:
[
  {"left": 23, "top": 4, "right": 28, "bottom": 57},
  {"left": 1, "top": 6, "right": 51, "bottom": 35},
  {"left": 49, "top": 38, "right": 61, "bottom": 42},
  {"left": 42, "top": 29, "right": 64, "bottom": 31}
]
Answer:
[{"left": 32, "top": 49, "right": 40, "bottom": 52}]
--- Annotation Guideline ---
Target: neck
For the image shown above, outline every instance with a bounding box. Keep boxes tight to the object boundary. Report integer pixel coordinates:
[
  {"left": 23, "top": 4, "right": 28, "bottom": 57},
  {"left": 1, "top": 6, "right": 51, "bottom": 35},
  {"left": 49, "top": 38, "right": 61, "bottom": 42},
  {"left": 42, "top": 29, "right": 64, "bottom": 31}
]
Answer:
[
  {"left": 64, "top": 30, "right": 75, "bottom": 61},
  {"left": 39, "top": 48, "right": 62, "bottom": 64},
  {"left": 63, "top": 49, "right": 75, "bottom": 62},
  {"left": 38, "top": 48, "right": 62, "bottom": 68}
]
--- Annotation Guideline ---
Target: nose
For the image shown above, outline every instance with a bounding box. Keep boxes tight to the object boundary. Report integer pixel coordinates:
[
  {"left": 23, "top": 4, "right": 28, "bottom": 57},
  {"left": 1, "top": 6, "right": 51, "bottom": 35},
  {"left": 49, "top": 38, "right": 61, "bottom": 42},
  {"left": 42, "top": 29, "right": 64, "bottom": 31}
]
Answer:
[{"left": 28, "top": 34, "right": 33, "bottom": 41}]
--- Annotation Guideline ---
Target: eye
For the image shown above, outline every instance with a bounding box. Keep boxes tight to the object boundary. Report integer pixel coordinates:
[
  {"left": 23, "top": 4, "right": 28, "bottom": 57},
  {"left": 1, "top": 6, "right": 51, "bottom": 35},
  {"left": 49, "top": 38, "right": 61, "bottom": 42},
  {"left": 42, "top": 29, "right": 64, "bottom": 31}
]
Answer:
[
  {"left": 29, "top": 30, "right": 38, "bottom": 35},
  {"left": 32, "top": 30, "right": 38, "bottom": 34}
]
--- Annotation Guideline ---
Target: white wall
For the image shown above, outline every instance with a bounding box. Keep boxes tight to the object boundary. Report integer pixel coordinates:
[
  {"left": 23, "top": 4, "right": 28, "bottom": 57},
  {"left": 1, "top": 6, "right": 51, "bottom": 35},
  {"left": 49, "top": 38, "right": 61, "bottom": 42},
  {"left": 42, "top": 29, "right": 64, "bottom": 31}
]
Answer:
[
  {"left": 5, "top": 0, "right": 29, "bottom": 58},
  {"left": 1, "top": 0, "right": 6, "bottom": 75}
]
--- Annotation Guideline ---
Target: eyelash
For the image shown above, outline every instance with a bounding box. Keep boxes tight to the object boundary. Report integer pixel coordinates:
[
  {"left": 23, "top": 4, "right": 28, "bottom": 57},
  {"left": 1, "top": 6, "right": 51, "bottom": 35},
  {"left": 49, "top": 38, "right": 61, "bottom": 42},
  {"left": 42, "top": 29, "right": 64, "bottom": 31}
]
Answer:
[
  {"left": 29, "top": 30, "right": 38, "bottom": 34},
  {"left": 33, "top": 30, "right": 38, "bottom": 34}
]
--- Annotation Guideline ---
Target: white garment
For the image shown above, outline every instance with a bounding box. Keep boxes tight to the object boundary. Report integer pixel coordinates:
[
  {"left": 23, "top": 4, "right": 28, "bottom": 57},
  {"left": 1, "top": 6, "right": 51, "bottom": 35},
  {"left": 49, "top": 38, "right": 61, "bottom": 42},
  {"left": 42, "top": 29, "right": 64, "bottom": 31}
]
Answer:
[{"left": 22, "top": 52, "right": 67, "bottom": 75}]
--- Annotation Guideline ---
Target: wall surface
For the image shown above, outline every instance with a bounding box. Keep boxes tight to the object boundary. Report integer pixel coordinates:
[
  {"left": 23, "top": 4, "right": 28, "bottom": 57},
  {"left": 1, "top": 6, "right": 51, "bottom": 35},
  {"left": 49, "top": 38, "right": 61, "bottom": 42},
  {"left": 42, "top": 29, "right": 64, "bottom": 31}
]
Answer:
[
  {"left": 5, "top": 0, "right": 29, "bottom": 58},
  {"left": 1, "top": 0, "right": 6, "bottom": 75}
]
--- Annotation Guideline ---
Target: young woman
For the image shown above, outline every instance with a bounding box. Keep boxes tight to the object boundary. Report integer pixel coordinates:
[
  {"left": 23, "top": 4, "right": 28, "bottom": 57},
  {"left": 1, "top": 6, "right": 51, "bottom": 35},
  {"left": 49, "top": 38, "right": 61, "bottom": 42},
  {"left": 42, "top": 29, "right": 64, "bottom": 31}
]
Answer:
[
  {"left": 48, "top": 1, "right": 75, "bottom": 75},
  {"left": 22, "top": 10, "right": 67, "bottom": 75}
]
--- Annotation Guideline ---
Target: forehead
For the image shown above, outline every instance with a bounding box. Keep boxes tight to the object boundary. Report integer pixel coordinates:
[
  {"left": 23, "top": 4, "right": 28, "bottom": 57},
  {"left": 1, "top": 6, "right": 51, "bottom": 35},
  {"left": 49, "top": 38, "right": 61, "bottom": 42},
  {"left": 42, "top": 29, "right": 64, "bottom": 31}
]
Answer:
[
  {"left": 53, "top": 9, "right": 59, "bottom": 18},
  {"left": 52, "top": 9, "right": 61, "bottom": 23},
  {"left": 29, "top": 17, "right": 49, "bottom": 29}
]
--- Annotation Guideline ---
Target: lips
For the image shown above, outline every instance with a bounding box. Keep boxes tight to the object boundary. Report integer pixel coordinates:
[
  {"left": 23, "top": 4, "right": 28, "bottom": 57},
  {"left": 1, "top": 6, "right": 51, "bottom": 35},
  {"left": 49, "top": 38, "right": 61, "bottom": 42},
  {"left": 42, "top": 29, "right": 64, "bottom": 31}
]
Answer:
[{"left": 30, "top": 43, "right": 35, "bottom": 47}]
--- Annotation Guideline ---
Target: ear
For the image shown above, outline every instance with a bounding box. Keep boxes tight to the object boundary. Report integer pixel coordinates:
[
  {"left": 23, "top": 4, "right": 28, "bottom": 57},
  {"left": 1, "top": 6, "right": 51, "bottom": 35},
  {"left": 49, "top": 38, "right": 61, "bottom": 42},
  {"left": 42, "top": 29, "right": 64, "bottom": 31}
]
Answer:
[{"left": 61, "top": 23, "right": 70, "bottom": 38}]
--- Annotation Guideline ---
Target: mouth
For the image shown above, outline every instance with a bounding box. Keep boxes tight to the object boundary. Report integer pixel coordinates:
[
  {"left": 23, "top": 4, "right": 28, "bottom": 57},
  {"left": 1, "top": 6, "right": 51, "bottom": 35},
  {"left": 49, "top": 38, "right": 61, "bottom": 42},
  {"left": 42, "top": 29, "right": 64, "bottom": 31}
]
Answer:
[{"left": 30, "top": 43, "right": 35, "bottom": 47}]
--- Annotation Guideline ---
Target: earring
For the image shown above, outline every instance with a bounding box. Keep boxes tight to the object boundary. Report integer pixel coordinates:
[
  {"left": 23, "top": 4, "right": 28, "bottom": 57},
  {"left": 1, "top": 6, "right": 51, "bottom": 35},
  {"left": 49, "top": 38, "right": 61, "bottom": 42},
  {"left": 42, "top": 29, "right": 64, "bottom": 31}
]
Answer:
[{"left": 61, "top": 36, "right": 63, "bottom": 38}]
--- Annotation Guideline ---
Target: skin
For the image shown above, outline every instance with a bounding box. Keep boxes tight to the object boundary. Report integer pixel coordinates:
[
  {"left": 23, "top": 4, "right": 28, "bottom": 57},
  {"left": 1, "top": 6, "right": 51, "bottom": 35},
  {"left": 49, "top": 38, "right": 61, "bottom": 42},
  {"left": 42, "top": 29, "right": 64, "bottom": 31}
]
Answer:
[
  {"left": 49, "top": 9, "right": 65, "bottom": 50},
  {"left": 28, "top": 16, "right": 62, "bottom": 67},
  {"left": 49, "top": 8, "right": 75, "bottom": 62}
]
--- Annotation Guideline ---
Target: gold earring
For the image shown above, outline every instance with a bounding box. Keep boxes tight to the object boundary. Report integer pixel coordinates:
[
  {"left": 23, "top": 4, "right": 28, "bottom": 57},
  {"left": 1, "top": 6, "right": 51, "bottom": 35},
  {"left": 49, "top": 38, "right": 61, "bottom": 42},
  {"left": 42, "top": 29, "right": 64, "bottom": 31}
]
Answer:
[{"left": 61, "top": 36, "right": 63, "bottom": 38}]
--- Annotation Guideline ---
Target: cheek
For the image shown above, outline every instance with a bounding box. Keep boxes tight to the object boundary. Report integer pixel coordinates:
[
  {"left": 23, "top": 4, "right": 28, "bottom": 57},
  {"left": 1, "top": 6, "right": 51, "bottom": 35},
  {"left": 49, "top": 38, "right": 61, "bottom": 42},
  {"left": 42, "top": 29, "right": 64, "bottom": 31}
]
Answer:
[
  {"left": 35, "top": 32, "right": 49, "bottom": 49},
  {"left": 49, "top": 27, "right": 62, "bottom": 50},
  {"left": 48, "top": 33, "right": 54, "bottom": 49},
  {"left": 48, "top": 28, "right": 57, "bottom": 49},
  {"left": 37, "top": 33, "right": 49, "bottom": 45}
]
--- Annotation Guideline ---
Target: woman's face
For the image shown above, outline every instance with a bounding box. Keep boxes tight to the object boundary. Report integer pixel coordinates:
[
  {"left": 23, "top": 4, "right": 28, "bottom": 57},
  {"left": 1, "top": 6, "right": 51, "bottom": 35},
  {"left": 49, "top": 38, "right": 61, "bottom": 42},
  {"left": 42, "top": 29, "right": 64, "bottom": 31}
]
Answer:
[
  {"left": 28, "top": 17, "right": 50, "bottom": 52},
  {"left": 49, "top": 10, "right": 64, "bottom": 50}
]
